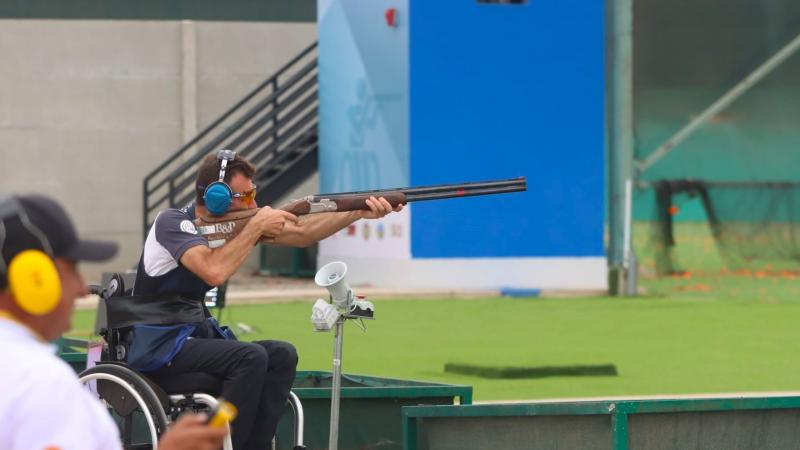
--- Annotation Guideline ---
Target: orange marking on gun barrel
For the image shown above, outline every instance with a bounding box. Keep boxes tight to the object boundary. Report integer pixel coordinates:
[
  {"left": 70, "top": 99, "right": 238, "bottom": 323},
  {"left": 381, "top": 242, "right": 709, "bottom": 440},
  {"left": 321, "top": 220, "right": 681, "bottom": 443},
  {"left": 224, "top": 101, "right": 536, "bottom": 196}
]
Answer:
[{"left": 458, "top": 189, "right": 465, "bottom": 196}]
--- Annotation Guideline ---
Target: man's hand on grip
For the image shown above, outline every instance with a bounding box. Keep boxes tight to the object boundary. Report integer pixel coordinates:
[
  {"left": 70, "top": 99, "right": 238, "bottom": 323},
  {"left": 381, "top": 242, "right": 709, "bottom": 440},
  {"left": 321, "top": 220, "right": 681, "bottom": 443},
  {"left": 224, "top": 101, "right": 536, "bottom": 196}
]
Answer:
[{"left": 253, "top": 206, "right": 299, "bottom": 238}]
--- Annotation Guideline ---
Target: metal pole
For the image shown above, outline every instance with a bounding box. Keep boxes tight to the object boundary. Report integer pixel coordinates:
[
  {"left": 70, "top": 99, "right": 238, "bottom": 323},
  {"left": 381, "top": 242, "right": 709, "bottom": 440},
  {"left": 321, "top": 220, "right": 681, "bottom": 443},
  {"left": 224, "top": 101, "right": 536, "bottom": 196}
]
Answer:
[
  {"left": 622, "top": 179, "right": 637, "bottom": 296},
  {"left": 328, "top": 317, "right": 345, "bottom": 450},
  {"left": 622, "top": 180, "right": 632, "bottom": 266},
  {"left": 638, "top": 31, "right": 800, "bottom": 173},
  {"left": 607, "top": 0, "right": 634, "bottom": 294}
]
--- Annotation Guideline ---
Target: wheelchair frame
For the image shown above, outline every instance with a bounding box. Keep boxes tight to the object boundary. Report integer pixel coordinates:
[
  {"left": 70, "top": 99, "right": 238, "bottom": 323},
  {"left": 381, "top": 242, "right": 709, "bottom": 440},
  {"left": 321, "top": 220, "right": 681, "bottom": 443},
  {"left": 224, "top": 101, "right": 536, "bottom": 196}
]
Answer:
[{"left": 79, "top": 275, "right": 306, "bottom": 450}]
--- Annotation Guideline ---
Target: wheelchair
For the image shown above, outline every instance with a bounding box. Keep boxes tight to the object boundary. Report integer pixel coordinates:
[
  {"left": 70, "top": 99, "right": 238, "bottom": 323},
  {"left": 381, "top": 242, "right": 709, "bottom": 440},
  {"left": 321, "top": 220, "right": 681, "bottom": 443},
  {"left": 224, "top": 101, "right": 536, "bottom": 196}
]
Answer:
[{"left": 78, "top": 274, "right": 306, "bottom": 450}]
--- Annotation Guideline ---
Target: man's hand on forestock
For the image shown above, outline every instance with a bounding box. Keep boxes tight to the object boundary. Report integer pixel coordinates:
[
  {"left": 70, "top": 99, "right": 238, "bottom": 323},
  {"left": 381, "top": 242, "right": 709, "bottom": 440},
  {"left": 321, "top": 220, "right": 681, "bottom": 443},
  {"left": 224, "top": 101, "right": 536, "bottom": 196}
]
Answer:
[
  {"left": 360, "top": 196, "right": 404, "bottom": 219},
  {"left": 252, "top": 206, "right": 299, "bottom": 239}
]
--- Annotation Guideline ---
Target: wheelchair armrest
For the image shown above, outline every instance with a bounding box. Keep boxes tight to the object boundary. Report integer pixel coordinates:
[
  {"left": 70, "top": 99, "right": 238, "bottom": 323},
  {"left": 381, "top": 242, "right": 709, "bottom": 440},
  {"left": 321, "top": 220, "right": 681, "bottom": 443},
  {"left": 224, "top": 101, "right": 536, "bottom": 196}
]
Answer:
[{"left": 89, "top": 285, "right": 105, "bottom": 297}]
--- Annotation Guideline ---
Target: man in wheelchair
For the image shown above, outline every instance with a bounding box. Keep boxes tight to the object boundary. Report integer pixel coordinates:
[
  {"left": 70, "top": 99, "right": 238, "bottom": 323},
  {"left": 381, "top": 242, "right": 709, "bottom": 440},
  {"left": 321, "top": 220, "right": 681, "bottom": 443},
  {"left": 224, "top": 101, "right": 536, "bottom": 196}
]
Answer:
[
  {"left": 0, "top": 194, "right": 227, "bottom": 450},
  {"left": 127, "top": 151, "right": 401, "bottom": 449}
]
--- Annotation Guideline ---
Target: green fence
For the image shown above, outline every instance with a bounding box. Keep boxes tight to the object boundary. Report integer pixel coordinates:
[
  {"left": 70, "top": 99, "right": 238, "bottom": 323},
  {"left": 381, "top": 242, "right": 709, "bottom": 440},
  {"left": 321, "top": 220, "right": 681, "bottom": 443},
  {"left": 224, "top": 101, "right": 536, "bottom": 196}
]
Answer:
[
  {"left": 277, "top": 371, "right": 471, "bottom": 450},
  {"left": 402, "top": 396, "right": 800, "bottom": 450},
  {"left": 56, "top": 337, "right": 89, "bottom": 374}
]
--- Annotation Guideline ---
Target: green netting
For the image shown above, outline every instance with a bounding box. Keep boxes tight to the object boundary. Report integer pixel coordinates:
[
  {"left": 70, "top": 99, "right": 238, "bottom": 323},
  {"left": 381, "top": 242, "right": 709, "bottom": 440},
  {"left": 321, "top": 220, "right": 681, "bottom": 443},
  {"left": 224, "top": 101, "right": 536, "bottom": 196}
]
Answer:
[
  {"left": 632, "top": 1, "right": 800, "bottom": 277},
  {"left": 648, "top": 180, "right": 800, "bottom": 274}
]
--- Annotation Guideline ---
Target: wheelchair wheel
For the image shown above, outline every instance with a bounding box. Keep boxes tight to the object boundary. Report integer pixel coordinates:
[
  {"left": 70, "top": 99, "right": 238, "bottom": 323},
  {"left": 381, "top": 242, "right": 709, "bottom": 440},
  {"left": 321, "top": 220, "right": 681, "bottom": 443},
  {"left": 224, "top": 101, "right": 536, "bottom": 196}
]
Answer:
[{"left": 79, "top": 364, "right": 169, "bottom": 450}]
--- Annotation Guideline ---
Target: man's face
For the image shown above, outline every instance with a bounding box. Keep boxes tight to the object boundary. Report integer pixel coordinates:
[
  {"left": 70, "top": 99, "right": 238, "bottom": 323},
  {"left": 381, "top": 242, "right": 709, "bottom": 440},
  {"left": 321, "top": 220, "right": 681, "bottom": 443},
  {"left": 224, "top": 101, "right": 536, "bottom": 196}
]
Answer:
[
  {"left": 45, "top": 258, "right": 89, "bottom": 341},
  {"left": 228, "top": 172, "right": 258, "bottom": 211}
]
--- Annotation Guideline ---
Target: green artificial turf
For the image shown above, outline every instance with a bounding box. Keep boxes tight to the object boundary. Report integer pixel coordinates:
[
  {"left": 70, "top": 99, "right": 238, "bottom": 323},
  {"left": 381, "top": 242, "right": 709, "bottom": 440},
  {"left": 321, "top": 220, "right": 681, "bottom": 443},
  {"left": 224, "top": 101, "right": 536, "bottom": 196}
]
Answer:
[{"left": 69, "top": 296, "right": 800, "bottom": 402}]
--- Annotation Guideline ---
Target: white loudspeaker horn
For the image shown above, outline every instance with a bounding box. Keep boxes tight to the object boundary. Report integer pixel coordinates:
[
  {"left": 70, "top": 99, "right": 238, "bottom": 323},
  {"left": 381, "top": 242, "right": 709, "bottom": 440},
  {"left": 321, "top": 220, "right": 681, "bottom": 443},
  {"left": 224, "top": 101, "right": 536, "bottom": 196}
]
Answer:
[{"left": 315, "top": 261, "right": 352, "bottom": 309}]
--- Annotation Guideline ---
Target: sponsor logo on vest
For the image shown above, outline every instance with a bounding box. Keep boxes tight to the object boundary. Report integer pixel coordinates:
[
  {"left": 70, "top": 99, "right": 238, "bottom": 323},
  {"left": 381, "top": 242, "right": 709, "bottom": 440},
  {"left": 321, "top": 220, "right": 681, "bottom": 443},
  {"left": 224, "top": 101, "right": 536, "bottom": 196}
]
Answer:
[{"left": 215, "top": 222, "right": 236, "bottom": 234}]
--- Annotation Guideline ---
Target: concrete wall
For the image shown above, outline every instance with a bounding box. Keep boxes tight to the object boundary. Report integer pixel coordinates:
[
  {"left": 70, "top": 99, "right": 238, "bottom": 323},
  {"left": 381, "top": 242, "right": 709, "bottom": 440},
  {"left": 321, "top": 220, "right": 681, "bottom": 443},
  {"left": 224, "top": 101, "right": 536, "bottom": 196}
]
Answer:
[{"left": 0, "top": 19, "right": 316, "bottom": 281}]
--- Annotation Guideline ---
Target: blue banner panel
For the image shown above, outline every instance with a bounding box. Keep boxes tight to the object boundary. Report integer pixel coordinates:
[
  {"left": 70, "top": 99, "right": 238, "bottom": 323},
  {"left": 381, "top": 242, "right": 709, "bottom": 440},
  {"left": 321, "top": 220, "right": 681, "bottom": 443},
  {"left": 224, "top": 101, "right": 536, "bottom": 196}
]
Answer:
[{"left": 409, "top": 0, "right": 605, "bottom": 258}]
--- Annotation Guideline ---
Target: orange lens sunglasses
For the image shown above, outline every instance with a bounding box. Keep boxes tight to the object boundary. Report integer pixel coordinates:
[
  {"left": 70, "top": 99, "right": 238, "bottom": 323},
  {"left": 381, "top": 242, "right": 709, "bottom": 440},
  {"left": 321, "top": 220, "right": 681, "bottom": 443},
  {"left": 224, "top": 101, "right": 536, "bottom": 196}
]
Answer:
[{"left": 232, "top": 185, "right": 257, "bottom": 204}]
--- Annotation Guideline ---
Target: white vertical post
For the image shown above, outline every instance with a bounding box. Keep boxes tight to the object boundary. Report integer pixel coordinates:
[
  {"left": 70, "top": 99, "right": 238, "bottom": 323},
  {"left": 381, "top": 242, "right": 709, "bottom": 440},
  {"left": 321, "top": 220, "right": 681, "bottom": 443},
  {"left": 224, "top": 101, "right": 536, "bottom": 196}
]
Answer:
[
  {"left": 608, "top": 0, "right": 635, "bottom": 294},
  {"left": 622, "top": 179, "right": 637, "bottom": 296}
]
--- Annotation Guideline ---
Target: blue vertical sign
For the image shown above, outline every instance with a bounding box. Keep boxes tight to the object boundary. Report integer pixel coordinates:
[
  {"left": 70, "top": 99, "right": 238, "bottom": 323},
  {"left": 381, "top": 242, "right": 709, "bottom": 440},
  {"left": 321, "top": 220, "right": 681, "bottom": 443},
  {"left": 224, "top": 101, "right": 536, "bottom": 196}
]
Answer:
[{"left": 409, "top": 0, "right": 605, "bottom": 259}]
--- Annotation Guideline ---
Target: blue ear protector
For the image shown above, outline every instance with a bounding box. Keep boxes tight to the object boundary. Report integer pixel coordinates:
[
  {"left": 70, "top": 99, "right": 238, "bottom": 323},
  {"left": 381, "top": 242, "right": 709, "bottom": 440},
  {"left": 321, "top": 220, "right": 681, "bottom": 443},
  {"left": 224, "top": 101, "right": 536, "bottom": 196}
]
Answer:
[{"left": 203, "top": 150, "right": 237, "bottom": 215}]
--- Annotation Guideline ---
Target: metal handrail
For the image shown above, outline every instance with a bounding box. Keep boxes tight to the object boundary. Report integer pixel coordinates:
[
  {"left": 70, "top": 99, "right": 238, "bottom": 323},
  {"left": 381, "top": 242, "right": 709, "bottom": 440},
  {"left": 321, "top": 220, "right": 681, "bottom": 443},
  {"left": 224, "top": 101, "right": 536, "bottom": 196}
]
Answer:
[
  {"left": 144, "top": 59, "right": 317, "bottom": 199},
  {"left": 248, "top": 107, "right": 318, "bottom": 165},
  {"left": 254, "top": 124, "right": 319, "bottom": 178},
  {"left": 225, "top": 76, "right": 317, "bottom": 150},
  {"left": 169, "top": 108, "right": 319, "bottom": 209},
  {"left": 143, "top": 42, "right": 317, "bottom": 185},
  {"left": 149, "top": 90, "right": 318, "bottom": 210},
  {"left": 143, "top": 42, "right": 318, "bottom": 236}
]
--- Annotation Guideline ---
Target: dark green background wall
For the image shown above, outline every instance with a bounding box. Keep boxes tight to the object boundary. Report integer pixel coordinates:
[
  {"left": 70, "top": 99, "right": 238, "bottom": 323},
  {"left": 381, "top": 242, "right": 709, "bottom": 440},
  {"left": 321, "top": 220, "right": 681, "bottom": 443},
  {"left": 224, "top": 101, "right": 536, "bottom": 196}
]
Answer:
[{"left": 0, "top": 0, "right": 315, "bottom": 22}]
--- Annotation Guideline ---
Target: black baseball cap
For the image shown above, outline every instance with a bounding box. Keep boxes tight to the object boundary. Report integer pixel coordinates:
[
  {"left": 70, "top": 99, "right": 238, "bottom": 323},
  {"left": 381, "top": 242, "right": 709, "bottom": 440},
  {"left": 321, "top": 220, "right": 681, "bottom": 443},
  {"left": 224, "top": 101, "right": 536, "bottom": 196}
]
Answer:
[{"left": 1, "top": 194, "right": 117, "bottom": 263}]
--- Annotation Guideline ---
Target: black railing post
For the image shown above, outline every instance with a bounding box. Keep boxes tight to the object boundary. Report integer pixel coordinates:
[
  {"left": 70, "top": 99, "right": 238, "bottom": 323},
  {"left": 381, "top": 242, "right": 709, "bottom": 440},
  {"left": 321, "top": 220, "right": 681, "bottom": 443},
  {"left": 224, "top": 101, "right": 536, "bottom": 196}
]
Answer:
[
  {"left": 168, "top": 179, "right": 176, "bottom": 208},
  {"left": 271, "top": 78, "right": 280, "bottom": 146},
  {"left": 142, "top": 179, "right": 149, "bottom": 242}
]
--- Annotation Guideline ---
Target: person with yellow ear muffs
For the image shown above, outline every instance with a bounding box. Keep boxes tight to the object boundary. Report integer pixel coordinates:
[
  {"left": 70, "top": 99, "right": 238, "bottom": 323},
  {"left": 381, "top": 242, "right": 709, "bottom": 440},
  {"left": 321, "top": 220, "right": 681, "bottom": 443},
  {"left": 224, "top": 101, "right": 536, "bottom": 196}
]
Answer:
[{"left": 0, "top": 194, "right": 228, "bottom": 450}]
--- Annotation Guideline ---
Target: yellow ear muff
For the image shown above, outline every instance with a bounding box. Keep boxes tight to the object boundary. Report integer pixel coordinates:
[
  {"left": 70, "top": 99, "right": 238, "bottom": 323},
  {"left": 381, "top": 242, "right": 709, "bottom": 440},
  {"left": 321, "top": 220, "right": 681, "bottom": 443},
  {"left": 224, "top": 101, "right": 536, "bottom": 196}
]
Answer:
[{"left": 8, "top": 250, "right": 61, "bottom": 315}]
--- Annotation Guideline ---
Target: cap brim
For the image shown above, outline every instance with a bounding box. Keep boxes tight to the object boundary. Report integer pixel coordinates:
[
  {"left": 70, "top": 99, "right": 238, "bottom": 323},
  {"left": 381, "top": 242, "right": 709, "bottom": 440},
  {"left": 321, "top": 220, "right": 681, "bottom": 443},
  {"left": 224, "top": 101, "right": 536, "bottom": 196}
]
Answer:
[{"left": 62, "top": 239, "right": 118, "bottom": 262}]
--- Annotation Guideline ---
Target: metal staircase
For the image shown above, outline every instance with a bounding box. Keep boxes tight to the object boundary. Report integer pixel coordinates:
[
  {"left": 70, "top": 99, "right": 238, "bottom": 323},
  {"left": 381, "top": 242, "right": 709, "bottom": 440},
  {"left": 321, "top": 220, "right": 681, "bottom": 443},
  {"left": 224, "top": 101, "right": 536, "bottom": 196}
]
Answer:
[{"left": 142, "top": 42, "right": 318, "bottom": 237}]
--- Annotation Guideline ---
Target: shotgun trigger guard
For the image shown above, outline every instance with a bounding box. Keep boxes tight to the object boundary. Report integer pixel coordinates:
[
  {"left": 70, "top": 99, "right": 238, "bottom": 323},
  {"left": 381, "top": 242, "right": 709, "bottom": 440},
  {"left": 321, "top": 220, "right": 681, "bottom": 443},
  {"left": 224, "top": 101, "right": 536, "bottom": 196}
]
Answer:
[{"left": 308, "top": 199, "right": 339, "bottom": 213}]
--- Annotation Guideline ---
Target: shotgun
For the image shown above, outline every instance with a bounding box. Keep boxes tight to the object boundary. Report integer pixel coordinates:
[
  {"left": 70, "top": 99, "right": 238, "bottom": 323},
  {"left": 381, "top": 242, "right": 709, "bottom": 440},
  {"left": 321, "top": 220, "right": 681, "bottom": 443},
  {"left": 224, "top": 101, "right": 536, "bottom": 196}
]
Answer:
[{"left": 195, "top": 177, "right": 526, "bottom": 246}]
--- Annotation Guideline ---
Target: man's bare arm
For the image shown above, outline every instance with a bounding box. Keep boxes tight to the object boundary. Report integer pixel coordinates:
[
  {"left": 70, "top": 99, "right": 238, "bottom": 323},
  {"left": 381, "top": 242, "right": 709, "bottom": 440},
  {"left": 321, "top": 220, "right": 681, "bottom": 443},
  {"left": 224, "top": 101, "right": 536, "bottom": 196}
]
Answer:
[
  {"left": 271, "top": 211, "right": 362, "bottom": 247},
  {"left": 181, "top": 208, "right": 297, "bottom": 286},
  {"left": 272, "top": 196, "right": 402, "bottom": 247}
]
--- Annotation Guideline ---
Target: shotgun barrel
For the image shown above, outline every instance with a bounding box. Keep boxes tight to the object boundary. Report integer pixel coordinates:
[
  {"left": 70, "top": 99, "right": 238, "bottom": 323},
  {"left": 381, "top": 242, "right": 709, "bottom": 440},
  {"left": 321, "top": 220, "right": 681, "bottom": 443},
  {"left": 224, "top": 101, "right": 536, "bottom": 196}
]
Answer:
[
  {"left": 279, "top": 177, "right": 527, "bottom": 215},
  {"left": 316, "top": 177, "right": 526, "bottom": 200}
]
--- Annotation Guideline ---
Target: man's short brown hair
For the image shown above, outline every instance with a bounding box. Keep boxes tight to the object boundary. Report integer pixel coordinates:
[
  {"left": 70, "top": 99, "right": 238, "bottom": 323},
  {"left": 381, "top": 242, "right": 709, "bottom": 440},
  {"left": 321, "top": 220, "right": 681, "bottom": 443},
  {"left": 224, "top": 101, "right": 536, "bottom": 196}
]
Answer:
[{"left": 195, "top": 153, "right": 256, "bottom": 206}]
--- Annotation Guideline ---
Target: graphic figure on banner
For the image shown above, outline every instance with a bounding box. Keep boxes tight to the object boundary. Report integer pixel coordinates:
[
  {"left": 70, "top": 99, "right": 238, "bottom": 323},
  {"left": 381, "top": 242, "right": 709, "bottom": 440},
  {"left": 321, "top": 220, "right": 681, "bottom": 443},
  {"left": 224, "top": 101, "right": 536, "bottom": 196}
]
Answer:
[
  {"left": 321, "top": 77, "right": 411, "bottom": 260},
  {"left": 339, "top": 79, "right": 404, "bottom": 192}
]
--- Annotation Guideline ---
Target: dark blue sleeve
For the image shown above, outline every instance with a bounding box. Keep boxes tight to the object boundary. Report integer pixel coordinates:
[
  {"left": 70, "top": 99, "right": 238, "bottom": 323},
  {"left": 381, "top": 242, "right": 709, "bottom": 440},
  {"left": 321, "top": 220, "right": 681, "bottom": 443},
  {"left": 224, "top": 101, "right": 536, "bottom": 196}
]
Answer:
[{"left": 154, "top": 209, "right": 208, "bottom": 261}]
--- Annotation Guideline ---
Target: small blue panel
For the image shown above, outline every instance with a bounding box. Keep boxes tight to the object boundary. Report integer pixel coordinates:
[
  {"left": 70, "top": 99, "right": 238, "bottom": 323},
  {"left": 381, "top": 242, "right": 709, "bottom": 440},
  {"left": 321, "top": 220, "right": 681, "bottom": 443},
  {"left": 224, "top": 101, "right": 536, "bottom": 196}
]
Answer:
[
  {"left": 500, "top": 288, "right": 541, "bottom": 298},
  {"left": 409, "top": 0, "right": 605, "bottom": 258}
]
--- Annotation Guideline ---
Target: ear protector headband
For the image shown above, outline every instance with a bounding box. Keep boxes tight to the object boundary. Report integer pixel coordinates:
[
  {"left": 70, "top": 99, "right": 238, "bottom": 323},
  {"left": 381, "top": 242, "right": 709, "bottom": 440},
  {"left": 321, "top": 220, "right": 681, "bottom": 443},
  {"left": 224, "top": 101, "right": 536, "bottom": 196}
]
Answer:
[
  {"left": 202, "top": 150, "right": 237, "bottom": 215},
  {"left": 0, "top": 196, "right": 61, "bottom": 316}
]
